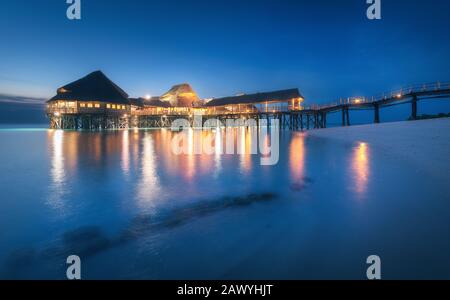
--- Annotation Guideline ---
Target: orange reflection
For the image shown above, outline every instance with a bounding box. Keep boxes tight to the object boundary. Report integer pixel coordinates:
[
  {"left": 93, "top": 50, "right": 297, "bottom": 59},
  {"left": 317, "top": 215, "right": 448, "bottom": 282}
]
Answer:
[
  {"left": 352, "top": 142, "right": 370, "bottom": 196},
  {"left": 121, "top": 130, "right": 130, "bottom": 176},
  {"left": 289, "top": 132, "right": 305, "bottom": 182},
  {"left": 238, "top": 127, "right": 254, "bottom": 173}
]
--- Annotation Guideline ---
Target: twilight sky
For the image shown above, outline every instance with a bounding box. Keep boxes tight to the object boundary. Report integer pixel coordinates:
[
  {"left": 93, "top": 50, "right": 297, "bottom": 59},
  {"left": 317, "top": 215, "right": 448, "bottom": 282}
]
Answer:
[{"left": 1, "top": 0, "right": 450, "bottom": 122}]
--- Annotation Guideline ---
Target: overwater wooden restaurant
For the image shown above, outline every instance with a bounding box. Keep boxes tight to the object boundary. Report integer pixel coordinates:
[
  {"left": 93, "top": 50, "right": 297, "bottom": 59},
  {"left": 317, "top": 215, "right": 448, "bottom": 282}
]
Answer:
[{"left": 46, "top": 71, "right": 305, "bottom": 130}]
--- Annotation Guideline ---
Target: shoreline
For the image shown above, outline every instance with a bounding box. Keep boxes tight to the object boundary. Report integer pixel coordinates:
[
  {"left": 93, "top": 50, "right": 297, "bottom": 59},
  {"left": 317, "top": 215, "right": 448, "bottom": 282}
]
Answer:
[{"left": 307, "top": 117, "right": 450, "bottom": 177}]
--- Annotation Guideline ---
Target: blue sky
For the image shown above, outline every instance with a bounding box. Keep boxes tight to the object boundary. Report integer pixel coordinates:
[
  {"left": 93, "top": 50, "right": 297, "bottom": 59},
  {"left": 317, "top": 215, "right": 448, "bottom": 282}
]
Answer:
[{"left": 1, "top": 0, "right": 450, "bottom": 104}]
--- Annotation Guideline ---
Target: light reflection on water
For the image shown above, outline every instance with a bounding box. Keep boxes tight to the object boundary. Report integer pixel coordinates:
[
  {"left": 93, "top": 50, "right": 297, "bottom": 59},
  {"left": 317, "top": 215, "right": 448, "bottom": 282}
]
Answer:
[
  {"left": 289, "top": 132, "right": 305, "bottom": 183},
  {"left": 136, "top": 132, "right": 160, "bottom": 209},
  {"left": 1, "top": 127, "right": 450, "bottom": 279},
  {"left": 351, "top": 142, "right": 370, "bottom": 197},
  {"left": 48, "top": 130, "right": 66, "bottom": 213}
]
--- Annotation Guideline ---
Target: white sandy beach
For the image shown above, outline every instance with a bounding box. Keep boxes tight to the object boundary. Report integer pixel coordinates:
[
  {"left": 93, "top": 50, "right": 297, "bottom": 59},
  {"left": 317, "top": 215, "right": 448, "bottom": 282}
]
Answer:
[{"left": 307, "top": 118, "right": 450, "bottom": 177}]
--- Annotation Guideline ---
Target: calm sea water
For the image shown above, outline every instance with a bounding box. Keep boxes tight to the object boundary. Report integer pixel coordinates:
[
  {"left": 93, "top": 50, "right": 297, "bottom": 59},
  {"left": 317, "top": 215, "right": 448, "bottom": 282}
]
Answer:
[{"left": 0, "top": 126, "right": 449, "bottom": 279}]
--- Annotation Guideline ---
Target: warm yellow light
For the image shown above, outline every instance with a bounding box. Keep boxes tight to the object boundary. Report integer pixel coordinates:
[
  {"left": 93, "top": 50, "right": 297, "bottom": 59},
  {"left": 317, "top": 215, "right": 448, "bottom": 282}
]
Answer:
[
  {"left": 396, "top": 93, "right": 402, "bottom": 98},
  {"left": 145, "top": 94, "right": 151, "bottom": 100},
  {"left": 354, "top": 99, "right": 362, "bottom": 104},
  {"left": 123, "top": 114, "right": 128, "bottom": 118}
]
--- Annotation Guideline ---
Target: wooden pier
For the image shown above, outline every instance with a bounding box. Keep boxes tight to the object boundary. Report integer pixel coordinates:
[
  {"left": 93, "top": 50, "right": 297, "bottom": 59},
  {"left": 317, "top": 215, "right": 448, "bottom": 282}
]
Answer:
[
  {"left": 127, "top": 81, "right": 450, "bottom": 130},
  {"left": 286, "top": 81, "right": 450, "bottom": 130},
  {"left": 47, "top": 73, "right": 450, "bottom": 131}
]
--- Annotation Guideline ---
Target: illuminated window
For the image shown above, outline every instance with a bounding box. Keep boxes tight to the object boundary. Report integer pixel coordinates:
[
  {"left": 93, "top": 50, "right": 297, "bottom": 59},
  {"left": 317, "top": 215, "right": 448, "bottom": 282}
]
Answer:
[
  {"left": 87, "top": 103, "right": 93, "bottom": 108},
  {"left": 94, "top": 104, "right": 100, "bottom": 108},
  {"left": 80, "top": 103, "right": 86, "bottom": 108},
  {"left": 112, "top": 105, "right": 116, "bottom": 109},
  {"left": 106, "top": 104, "right": 111, "bottom": 109},
  {"left": 122, "top": 105, "right": 126, "bottom": 109}
]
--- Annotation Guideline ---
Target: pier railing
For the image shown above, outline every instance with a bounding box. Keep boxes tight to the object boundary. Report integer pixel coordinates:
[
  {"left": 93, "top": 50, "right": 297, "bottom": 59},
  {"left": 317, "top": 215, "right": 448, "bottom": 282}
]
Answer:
[{"left": 301, "top": 81, "right": 450, "bottom": 111}]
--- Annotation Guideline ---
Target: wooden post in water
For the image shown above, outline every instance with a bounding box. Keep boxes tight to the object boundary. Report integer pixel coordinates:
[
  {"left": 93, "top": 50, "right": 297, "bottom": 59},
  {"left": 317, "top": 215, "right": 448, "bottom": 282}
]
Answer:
[
  {"left": 300, "top": 113, "right": 304, "bottom": 131},
  {"left": 322, "top": 112, "right": 327, "bottom": 128},
  {"left": 341, "top": 107, "right": 346, "bottom": 126},
  {"left": 374, "top": 103, "right": 380, "bottom": 124},
  {"left": 411, "top": 95, "right": 418, "bottom": 120},
  {"left": 345, "top": 107, "right": 350, "bottom": 126}
]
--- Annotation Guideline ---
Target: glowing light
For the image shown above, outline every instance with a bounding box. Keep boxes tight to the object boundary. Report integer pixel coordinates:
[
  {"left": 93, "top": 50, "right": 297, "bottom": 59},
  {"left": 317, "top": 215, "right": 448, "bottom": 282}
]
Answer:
[
  {"left": 145, "top": 94, "right": 151, "bottom": 100},
  {"left": 396, "top": 93, "right": 402, "bottom": 98},
  {"left": 354, "top": 98, "right": 362, "bottom": 104},
  {"left": 54, "top": 112, "right": 60, "bottom": 117},
  {"left": 123, "top": 114, "right": 128, "bottom": 118}
]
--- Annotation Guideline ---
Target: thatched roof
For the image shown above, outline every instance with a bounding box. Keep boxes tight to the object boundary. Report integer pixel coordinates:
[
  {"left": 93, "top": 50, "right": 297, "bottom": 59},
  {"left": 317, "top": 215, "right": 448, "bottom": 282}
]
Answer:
[
  {"left": 205, "top": 88, "right": 302, "bottom": 107},
  {"left": 144, "top": 97, "right": 172, "bottom": 108},
  {"left": 160, "top": 83, "right": 199, "bottom": 107},
  {"left": 48, "top": 71, "right": 129, "bottom": 104}
]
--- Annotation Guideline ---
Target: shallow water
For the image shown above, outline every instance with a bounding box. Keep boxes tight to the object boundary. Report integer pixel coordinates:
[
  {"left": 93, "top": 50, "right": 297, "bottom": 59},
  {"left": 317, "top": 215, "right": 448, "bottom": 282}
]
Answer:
[{"left": 0, "top": 127, "right": 449, "bottom": 279}]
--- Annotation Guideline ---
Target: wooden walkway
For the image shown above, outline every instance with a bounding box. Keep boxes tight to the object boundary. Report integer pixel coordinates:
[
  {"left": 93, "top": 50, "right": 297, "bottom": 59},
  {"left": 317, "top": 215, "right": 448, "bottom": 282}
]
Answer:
[
  {"left": 286, "top": 81, "right": 450, "bottom": 129},
  {"left": 132, "top": 82, "right": 450, "bottom": 130},
  {"left": 48, "top": 81, "right": 450, "bottom": 130}
]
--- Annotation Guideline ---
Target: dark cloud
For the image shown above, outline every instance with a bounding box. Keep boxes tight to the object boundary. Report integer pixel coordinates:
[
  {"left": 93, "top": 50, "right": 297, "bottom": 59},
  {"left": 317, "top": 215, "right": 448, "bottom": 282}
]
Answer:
[
  {"left": 0, "top": 94, "right": 47, "bottom": 124},
  {"left": 0, "top": 93, "right": 46, "bottom": 106}
]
